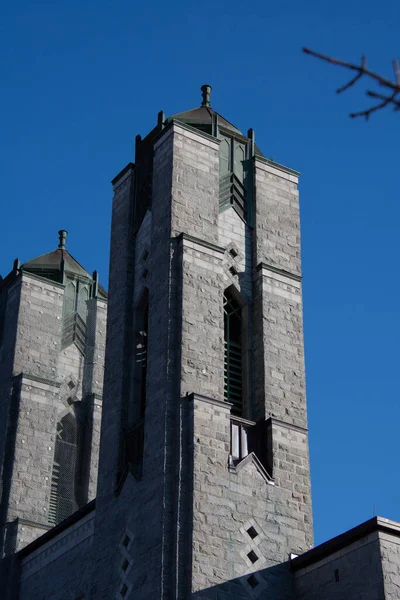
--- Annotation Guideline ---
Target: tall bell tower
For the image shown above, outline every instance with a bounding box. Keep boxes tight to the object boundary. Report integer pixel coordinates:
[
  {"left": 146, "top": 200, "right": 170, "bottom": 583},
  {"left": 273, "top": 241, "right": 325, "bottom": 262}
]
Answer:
[{"left": 93, "top": 85, "right": 313, "bottom": 599}]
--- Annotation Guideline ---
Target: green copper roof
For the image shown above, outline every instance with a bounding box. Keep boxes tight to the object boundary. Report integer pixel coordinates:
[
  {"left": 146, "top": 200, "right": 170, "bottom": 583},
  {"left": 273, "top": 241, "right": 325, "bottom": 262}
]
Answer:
[
  {"left": 170, "top": 105, "right": 243, "bottom": 136},
  {"left": 167, "top": 86, "right": 264, "bottom": 156},
  {"left": 21, "top": 230, "right": 94, "bottom": 286},
  {"left": 22, "top": 248, "right": 90, "bottom": 280}
]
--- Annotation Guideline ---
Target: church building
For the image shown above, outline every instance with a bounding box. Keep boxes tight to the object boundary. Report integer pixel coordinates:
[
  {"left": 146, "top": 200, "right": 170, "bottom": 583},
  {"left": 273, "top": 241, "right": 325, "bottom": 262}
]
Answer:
[{"left": 1, "top": 86, "right": 400, "bottom": 599}]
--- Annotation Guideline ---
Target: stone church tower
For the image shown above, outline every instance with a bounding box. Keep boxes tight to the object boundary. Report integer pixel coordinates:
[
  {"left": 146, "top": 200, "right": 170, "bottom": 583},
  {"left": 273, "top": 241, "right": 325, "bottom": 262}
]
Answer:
[
  {"left": 90, "top": 85, "right": 313, "bottom": 598},
  {"left": 0, "top": 232, "right": 107, "bottom": 556}
]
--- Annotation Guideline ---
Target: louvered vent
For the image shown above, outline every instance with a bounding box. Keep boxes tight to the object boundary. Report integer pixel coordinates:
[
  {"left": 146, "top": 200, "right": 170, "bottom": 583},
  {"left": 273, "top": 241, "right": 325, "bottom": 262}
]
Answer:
[{"left": 48, "top": 414, "right": 79, "bottom": 526}]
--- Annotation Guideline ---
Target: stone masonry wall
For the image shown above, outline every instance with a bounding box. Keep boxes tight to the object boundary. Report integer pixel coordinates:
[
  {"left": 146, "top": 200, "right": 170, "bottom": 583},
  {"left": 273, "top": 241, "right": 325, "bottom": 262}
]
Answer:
[
  {"left": 1, "top": 274, "right": 64, "bottom": 554},
  {"left": 179, "top": 237, "right": 224, "bottom": 400},
  {"left": 13, "top": 274, "right": 64, "bottom": 379},
  {"left": 0, "top": 277, "right": 21, "bottom": 534},
  {"left": 83, "top": 297, "right": 107, "bottom": 500},
  {"left": 188, "top": 394, "right": 310, "bottom": 598},
  {"left": 96, "top": 165, "right": 135, "bottom": 499},
  {"left": 253, "top": 159, "right": 301, "bottom": 277},
  {"left": 91, "top": 128, "right": 178, "bottom": 599},
  {"left": 252, "top": 161, "right": 307, "bottom": 428},
  {"left": 294, "top": 532, "right": 385, "bottom": 600},
  {"left": 6, "top": 375, "right": 60, "bottom": 545},
  {"left": 254, "top": 268, "right": 307, "bottom": 428},
  {"left": 19, "top": 509, "right": 95, "bottom": 600},
  {"left": 171, "top": 125, "right": 220, "bottom": 245},
  {"left": 380, "top": 530, "right": 400, "bottom": 598}
]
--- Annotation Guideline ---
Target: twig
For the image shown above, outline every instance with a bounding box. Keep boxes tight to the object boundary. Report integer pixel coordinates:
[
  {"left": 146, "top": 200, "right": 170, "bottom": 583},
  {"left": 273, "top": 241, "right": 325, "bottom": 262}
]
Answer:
[{"left": 303, "top": 47, "right": 400, "bottom": 119}]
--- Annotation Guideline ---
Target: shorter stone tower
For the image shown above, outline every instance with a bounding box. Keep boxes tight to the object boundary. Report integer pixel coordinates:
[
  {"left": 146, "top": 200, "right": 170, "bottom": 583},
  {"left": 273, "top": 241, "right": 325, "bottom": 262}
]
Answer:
[{"left": 0, "top": 231, "right": 107, "bottom": 555}]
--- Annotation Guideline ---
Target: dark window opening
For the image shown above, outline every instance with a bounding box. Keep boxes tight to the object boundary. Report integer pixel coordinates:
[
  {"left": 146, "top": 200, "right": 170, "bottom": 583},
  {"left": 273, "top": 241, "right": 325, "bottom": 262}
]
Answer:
[
  {"left": 247, "top": 550, "right": 259, "bottom": 564},
  {"left": 122, "top": 559, "right": 129, "bottom": 572},
  {"left": 122, "top": 293, "right": 149, "bottom": 478},
  {"left": 224, "top": 290, "right": 243, "bottom": 416},
  {"left": 247, "top": 526, "right": 258, "bottom": 540},
  {"left": 247, "top": 574, "right": 259, "bottom": 589},
  {"left": 230, "top": 417, "right": 250, "bottom": 460}
]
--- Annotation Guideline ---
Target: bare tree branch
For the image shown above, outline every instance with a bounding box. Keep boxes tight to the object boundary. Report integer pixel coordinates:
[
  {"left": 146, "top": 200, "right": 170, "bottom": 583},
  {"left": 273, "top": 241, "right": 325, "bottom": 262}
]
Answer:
[{"left": 303, "top": 47, "right": 400, "bottom": 119}]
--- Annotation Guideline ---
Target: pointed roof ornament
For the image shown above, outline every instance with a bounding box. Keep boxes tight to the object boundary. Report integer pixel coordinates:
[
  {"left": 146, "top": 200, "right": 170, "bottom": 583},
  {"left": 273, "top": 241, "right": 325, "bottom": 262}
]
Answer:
[
  {"left": 58, "top": 229, "right": 68, "bottom": 250},
  {"left": 201, "top": 84, "right": 212, "bottom": 107}
]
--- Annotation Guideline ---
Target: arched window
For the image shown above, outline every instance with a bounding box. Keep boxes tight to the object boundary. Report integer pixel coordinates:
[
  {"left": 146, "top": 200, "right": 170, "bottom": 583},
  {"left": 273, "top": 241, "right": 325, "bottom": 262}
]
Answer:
[
  {"left": 49, "top": 412, "right": 79, "bottom": 525},
  {"left": 224, "top": 289, "right": 244, "bottom": 416}
]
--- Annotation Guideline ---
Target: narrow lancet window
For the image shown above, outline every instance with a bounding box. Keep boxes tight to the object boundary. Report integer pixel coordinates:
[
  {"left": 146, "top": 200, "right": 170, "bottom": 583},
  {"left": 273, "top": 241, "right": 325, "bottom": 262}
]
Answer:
[
  {"left": 49, "top": 412, "right": 79, "bottom": 525},
  {"left": 122, "top": 291, "right": 149, "bottom": 478},
  {"left": 224, "top": 290, "right": 243, "bottom": 416},
  {"left": 138, "top": 303, "right": 149, "bottom": 419}
]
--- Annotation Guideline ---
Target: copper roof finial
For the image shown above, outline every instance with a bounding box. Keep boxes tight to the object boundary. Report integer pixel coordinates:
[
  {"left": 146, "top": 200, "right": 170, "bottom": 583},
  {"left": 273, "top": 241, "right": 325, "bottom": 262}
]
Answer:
[
  {"left": 201, "top": 84, "right": 212, "bottom": 107},
  {"left": 58, "top": 230, "right": 68, "bottom": 250}
]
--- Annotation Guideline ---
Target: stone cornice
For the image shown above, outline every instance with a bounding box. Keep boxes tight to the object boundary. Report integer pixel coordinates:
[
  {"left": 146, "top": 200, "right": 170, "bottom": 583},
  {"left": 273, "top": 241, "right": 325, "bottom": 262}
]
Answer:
[
  {"left": 18, "top": 518, "right": 52, "bottom": 531},
  {"left": 176, "top": 233, "right": 225, "bottom": 255},
  {"left": 256, "top": 262, "right": 302, "bottom": 282},
  {"left": 20, "top": 271, "right": 65, "bottom": 289},
  {"left": 18, "top": 372, "right": 61, "bottom": 389},
  {"left": 153, "top": 119, "right": 221, "bottom": 152},
  {"left": 186, "top": 392, "right": 232, "bottom": 411},
  {"left": 173, "top": 119, "right": 220, "bottom": 146},
  {"left": 255, "top": 155, "right": 300, "bottom": 178},
  {"left": 111, "top": 162, "right": 135, "bottom": 187},
  {"left": 266, "top": 417, "right": 308, "bottom": 434},
  {"left": 291, "top": 517, "right": 400, "bottom": 572},
  {"left": 18, "top": 499, "right": 96, "bottom": 560}
]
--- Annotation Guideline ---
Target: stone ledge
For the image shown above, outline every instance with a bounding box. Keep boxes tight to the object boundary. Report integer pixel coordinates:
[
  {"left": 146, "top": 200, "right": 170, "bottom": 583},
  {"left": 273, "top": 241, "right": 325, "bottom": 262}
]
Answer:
[
  {"left": 154, "top": 119, "right": 222, "bottom": 153},
  {"left": 267, "top": 417, "right": 308, "bottom": 434},
  {"left": 18, "top": 373, "right": 61, "bottom": 389},
  {"left": 20, "top": 271, "right": 65, "bottom": 289},
  {"left": 256, "top": 262, "right": 302, "bottom": 283},
  {"left": 111, "top": 162, "right": 135, "bottom": 187},
  {"left": 291, "top": 516, "right": 400, "bottom": 572},
  {"left": 255, "top": 155, "right": 300, "bottom": 182},
  {"left": 176, "top": 233, "right": 225, "bottom": 255},
  {"left": 18, "top": 499, "right": 96, "bottom": 570},
  {"left": 186, "top": 392, "right": 232, "bottom": 411},
  {"left": 18, "top": 518, "right": 52, "bottom": 531}
]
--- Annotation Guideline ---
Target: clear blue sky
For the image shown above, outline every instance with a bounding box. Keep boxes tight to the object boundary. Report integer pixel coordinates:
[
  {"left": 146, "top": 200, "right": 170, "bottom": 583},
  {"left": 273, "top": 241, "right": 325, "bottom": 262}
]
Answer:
[{"left": 1, "top": 0, "right": 399, "bottom": 547}]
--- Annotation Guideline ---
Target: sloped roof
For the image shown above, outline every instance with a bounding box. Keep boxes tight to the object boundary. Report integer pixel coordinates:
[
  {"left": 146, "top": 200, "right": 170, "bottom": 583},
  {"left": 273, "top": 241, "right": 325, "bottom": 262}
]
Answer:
[
  {"left": 169, "top": 105, "right": 264, "bottom": 156},
  {"left": 22, "top": 248, "right": 90, "bottom": 280},
  {"left": 170, "top": 105, "right": 243, "bottom": 135}
]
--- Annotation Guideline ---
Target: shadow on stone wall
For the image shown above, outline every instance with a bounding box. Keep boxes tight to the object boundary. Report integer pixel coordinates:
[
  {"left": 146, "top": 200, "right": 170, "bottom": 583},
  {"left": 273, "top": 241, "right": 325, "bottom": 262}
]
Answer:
[
  {"left": 0, "top": 375, "right": 22, "bottom": 558},
  {"left": 191, "top": 561, "right": 295, "bottom": 600}
]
